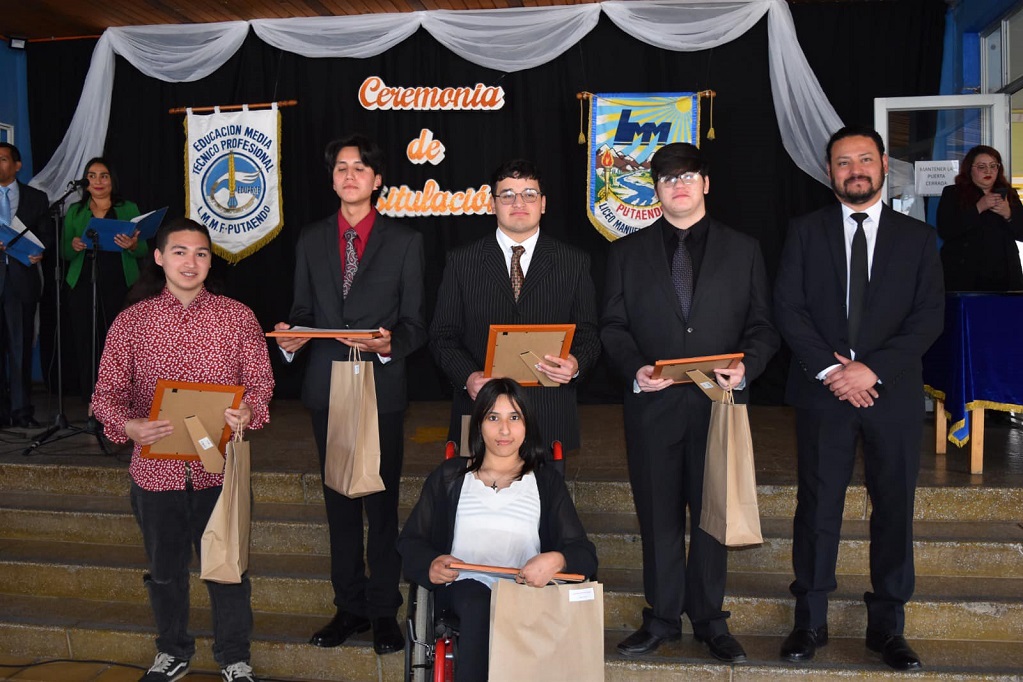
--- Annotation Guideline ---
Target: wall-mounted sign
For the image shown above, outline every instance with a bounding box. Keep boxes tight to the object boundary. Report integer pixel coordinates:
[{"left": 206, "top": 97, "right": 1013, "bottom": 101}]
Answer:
[
  {"left": 376, "top": 128, "right": 491, "bottom": 217},
  {"left": 359, "top": 76, "right": 505, "bottom": 111},
  {"left": 914, "top": 160, "right": 959, "bottom": 197}
]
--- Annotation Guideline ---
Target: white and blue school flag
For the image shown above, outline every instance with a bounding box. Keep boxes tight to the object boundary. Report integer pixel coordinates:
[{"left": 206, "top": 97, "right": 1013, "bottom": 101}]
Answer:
[
  {"left": 185, "top": 104, "right": 282, "bottom": 263},
  {"left": 586, "top": 93, "right": 701, "bottom": 241}
]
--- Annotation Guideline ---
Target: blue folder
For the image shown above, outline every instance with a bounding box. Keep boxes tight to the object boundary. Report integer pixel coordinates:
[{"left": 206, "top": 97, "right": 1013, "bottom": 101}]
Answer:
[
  {"left": 86, "top": 207, "right": 168, "bottom": 252},
  {"left": 0, "top": 220, "right": 45, "bottom": 267}
]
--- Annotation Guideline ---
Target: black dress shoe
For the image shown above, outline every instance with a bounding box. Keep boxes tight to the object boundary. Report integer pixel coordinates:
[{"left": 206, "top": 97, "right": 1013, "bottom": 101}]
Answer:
[
  {"left": 695, "top": 633, "right": 747, "bottom": 663},
  {"left": 616, "top": 628, "right": 680, "bottom": 656},
  {"left": 12, "top": 416, "right": 41, "bottom": 429},
  {"left": 866, "top": 632, "right": 922, "bottom": 671},
  {"left": 309, "top": 611, "right": 370, "bottom": 647},
  {"left": 372, "top": 617, "right": 404, "bottom": 655},
  {"left": 781, "top": 625, "right": 829, "bottom": 662}
]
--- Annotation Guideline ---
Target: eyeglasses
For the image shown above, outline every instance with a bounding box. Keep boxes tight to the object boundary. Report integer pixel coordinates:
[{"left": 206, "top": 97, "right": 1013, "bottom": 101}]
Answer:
[
  {"left": 495, "top": 189, "right": 542, "bottom": 205},
  {"left": 973, "top": 162, "right": 1000, "bottom": 172},
  {"left": 657, "top": 172, "right": 702, "bottom": 186}
]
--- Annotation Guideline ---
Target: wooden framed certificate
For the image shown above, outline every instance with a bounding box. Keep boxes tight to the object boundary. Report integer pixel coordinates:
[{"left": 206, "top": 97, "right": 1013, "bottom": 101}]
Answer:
[
  {"left": 140, "top": 380, "right": 244, "bottom": 460},
  {"left": 650, "top": 352, "right": 744, "bottom": 382},
  {"left": 483, "top": 324, "right": 575, "bottom": 387},
  {"left": 266, "top": 326, "right": 382, "bottom": 340}
]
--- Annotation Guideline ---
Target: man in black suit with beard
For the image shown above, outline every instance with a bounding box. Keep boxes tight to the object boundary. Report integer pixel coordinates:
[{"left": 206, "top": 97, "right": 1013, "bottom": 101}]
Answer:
[
  {"left": 430, "top": 159, "right": 600, "bottom": 454},
  {"left": 0, "top": 142, "right": 52, "bottom": 428},
  {"left": 774, "top": 126, "right": 943, "bottom": 671},
  {"left": 275, "top": 134, "right": 426, "bottom": 655},
  {"left": 601, "top": 143, "right": 778, "bottom": 662}
]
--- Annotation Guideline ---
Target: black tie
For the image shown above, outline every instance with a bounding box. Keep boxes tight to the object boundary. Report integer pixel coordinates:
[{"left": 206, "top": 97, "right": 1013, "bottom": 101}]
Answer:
[
  {"left": 848, "top": 212, "right": 869, "bottom": 352},
  {"left": 671, "top": 228, "right": 693, "bottom": 320}
]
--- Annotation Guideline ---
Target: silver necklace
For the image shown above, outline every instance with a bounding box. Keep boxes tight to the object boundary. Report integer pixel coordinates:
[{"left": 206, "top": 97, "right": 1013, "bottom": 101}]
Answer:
[{"left": 478, "top": 471, "right": 505, "bottom": 491}]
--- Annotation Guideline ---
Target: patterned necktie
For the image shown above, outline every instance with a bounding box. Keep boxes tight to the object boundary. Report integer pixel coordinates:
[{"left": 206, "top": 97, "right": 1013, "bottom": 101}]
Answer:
[
  {"left": 671, "top": 228, "right": 693, "bottom": 320},
  {"left": 510, "top": 245, "right": 525, "bottom": 302},
  {"left": 0, "top": 186, "right": 10, "bottom": 227},
  {"left": 342, "top": 228, "right": 358, "bottom": 299},
  {"left": 848, "top": 212, "right": 869, "bottom": 351}
]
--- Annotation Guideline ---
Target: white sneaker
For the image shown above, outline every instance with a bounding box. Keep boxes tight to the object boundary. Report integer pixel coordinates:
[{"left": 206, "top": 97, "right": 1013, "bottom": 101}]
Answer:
[
  {"left": 221, "top": 660, "right": 257, "bottom": 681},
  {"left": 139, "top": 652, "right": 190, "bottom": 682}
]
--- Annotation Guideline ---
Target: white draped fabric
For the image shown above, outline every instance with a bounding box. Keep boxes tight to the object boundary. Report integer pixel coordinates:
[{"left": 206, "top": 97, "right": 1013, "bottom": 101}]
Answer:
[{"left": 32, "top": 0, "right": 842, "bottom": 199}]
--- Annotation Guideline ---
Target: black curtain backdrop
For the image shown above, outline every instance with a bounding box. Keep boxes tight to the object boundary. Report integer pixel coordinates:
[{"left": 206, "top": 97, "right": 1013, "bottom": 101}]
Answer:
[{"left": 27, "top": 0, "right": 947, "bottom": 406}]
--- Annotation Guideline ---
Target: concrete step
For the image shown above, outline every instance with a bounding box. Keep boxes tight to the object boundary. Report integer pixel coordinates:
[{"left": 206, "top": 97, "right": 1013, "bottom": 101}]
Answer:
[
  {"left": 1, "top": 593, "right": 1020, "bottom": 681},
  {"left": 3, "top": 538, "right": 1021, "bottom": 641},
  {"left": 6, "top": 458, "right": 1023, "bottom": 523},
  {"left": 5, "top": 461, "right": 1023, "bottom": 521},
  {"left": 5, "top": 491, "right": 1022, "bottom": 579}
]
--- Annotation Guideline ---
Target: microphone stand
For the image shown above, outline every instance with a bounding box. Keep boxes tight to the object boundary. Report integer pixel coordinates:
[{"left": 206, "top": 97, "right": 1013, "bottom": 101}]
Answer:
[{"left": 23, "top": 184, "right": 110, "bottom": 456}]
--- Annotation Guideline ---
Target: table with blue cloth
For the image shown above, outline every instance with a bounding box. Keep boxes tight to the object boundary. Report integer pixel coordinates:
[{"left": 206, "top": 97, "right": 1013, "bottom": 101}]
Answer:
[{"left": 923, "top": 293, "right": 1023, "bottom": 474}]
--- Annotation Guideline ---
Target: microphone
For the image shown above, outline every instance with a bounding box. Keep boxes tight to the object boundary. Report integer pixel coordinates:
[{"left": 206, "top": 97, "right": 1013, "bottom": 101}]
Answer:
[{"left": 67, "top": 177, "right": 89, "bottom": 190}]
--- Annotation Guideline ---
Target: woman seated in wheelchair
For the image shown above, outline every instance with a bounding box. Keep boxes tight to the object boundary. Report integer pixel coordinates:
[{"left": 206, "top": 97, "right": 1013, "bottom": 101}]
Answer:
[{"left": 398, "top": 378, "right": 597, "bottom": 682}]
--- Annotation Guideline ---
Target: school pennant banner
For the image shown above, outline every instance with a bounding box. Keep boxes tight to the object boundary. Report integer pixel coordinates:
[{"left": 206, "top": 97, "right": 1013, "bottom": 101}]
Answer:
[
  {"left": 185, "top": 104, "right": 282, "bottom": 263},
  {"left": 586, "top": 93, "right": 700, "bottom": 241}
]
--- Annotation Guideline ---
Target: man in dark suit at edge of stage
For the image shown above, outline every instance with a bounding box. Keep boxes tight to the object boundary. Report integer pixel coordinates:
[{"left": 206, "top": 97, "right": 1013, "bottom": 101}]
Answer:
[
  {"left": 600, "top": 142, "right": 779, "bottom": 663},
  {"left": 0, "top": 142, "right": 53, "bottom": 429},
  {"left": 429, "top": 158, "right": 600, "bottom": 454},
  {"left": 274, "top": 134, "right": 427, "bottom": 656},
  {"left": 774, "top": 125, "right": 944, "bottom": 671}
]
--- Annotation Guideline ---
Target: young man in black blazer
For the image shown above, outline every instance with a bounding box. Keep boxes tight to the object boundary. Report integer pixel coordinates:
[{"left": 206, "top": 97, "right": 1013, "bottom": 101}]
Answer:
[
  {"left": 430, "top": 159, "right": 600, "bottom": 453},
  {"left": 601, "top": 143, "right": 778, "bottom": 662},
  {"left": 275, "top": 135, "right": 427, "bottom": 655},
  {"left": 774, "top": 126, "right": 944, "bottom": 671},
  {"left": 0, "top": 142, "right": 52, "bottom": 428}
]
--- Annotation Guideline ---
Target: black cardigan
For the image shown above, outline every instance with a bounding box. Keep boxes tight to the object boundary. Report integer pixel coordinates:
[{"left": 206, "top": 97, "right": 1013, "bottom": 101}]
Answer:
[
  {"left": 936, "top": 184, "right": 1023, "bottom": 292},
  {"left": 397, "top": 457, "right": 598, "bottom": 590}
]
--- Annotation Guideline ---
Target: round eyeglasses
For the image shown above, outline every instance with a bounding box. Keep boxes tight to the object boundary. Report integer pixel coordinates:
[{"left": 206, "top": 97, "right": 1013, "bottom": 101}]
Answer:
[
  {"left": 657, "top": 172, "right": 702, "bottom": 186},
  {"left": 972, "top": 163, "right": 1000, "bottom": 173},
  {"left": 495, "top": 189, "right": 542, "bottom": 205}
]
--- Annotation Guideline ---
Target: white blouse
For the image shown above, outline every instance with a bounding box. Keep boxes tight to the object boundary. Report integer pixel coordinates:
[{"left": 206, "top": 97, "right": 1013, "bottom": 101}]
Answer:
[{"left": 450, "top": 471, "right": 542, "bottom": 589}]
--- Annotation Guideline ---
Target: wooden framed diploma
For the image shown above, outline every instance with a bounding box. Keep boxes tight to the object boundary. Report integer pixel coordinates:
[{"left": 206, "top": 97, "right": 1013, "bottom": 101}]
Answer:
[
  {"left": 650, "top": 352, "right": 744, "bottom": 382},
  {"left": 140, "top": 380, "right": 244, "bottom": 460},
  {"left": 266, "top": 326, "right": 382, "bottom": 340},
  {"left": 483, "top": 324, "right": 575, "bottom": 387}
]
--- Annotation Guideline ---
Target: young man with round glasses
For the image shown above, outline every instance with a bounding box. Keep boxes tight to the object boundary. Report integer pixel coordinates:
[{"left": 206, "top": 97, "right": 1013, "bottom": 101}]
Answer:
[
  {"left": 430, "top": 159, "right": 600, "bottom": 456},
  {"left": 601, "top": 142, "right": 779, "bottom": 663}
]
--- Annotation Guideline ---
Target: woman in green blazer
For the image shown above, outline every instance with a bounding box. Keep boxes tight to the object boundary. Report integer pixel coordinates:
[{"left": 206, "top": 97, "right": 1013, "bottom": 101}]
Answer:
[{"left": 63, "top": 157, "right": 148, "bottom": 400}]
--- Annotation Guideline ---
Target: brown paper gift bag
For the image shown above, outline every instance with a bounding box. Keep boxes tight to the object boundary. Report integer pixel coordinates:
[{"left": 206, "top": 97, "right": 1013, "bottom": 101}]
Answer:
[
  {"left": 200, "top": 432, "right": 251, "bottom": 583},
  {"left": 488, "top": 580, "right": 604, "bottom": 682},
  {"left": 325, "top": 352, "right": 385, "bottom": 498},
  {"left": 689, "top": 370, "right": 763, "bottom": 547}
]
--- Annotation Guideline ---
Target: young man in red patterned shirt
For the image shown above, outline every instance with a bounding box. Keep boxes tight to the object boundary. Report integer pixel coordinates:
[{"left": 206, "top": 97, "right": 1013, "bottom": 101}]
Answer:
[{"left": 93, "top": 218, "right": 274, "bottom": 682}]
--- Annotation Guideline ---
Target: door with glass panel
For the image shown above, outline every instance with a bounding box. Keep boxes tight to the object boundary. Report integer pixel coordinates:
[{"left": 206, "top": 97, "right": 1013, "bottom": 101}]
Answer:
[{"left": 874, "top": 94, "right": 1009, "bottom": 223}]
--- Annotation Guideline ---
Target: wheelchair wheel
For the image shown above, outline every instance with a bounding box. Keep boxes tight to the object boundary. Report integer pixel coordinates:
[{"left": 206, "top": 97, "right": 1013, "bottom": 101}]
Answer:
[
  {"left": 406, "top": 583, "right": 434, "bottom": 682},
  {"left": 433, "top": 634, "right": 455, "bottom": 682}
]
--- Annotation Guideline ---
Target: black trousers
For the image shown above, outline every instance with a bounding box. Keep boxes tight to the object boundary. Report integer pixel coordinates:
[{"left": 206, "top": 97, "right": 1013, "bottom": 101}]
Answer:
[
  {"left": 0, "top": 288, "right": 37, "bottom": 420},
  {"left": 625, "top": 388, "right": 729, "bottom": 639},
  {"left": 130, "top": 482, "right": 253, "bottom": 666},
  {"left": 311, "top": 408, "right": 405, "bottom": 618},
  {"left": 434, "top": 579, "right": 491, "bottom": 682},
  {"left": 790, "top": 403, "right": 920, "bottom": 635},
  {"left": 68, "top": 253, "right": 129, "bottom": 398}
]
